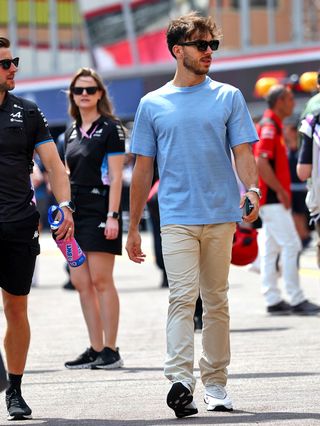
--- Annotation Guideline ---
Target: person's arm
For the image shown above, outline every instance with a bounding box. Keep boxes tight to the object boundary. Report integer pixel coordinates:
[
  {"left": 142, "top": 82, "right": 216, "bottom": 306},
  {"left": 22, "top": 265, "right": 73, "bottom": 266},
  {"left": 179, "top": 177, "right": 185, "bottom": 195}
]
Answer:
[
  {"left": 105, "top": 154, "right": 124, "bottom": 240},
  {"left": 125, "top": 155, "right": 154, "bottom": 263},
  {"left": 297, "top": 163, "right": 312, "bottom": 181},
  {"left": 232, "top": 143, "right": 260, "bottom": 222},
  {"left": 297, "top": 133, "right": 313, "bottom": 181},
  {"left": 31, "top": 161, "right": 44, "bottom": 189},
  {"left": 36, "top": 142, "right": 74, "bottom": 239},
  {"left": 256, "top": 155, "right": 291, "bottom": 209}
]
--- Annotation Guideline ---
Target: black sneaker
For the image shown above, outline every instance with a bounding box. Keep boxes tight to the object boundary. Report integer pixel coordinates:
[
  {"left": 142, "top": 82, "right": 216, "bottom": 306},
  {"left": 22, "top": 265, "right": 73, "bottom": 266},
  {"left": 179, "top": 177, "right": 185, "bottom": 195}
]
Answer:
[
  {"left": 291, "top": 300, "right": 320, "bottom": 316},
  {"left": 6, "top": 389, "right": 32, "bottom": 421},
  {"left": 93, "top": 347, "right": 124, "bottom": 369},
  {"left": 65, "top": 347, "right": 100, "bottom": 369},
  {"left": 267, "top": 301, "right": 291, "bottom": 315},
  {"left": 167, "top": 382, "right": 198, "bottom": 418}
]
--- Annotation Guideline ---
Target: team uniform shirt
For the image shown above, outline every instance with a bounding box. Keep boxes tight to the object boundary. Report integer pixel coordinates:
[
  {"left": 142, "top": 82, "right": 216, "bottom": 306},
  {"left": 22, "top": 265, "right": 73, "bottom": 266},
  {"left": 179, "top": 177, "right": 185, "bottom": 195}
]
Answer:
[
  {"left": 255, "top": 109, "right": 291, "bottom": 207},
  {"left": 298, "top": 113, "right": 320, "bottom": 165},
  {"left": 0, "top": 92, "right": 54, "bottom": 222},
  {"left": 131, "top": 76, "right": 258, "bottom": 227},
  {"left": 65, "top": 116, "right": 125, "bottom": 187}
]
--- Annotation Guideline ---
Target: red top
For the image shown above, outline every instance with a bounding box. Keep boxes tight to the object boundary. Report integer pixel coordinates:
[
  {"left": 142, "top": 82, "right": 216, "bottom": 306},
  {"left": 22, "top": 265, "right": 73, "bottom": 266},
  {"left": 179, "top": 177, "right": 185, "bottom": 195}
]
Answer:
[{"left": 254, "top": 109, "right": 291, "bottom": 206}]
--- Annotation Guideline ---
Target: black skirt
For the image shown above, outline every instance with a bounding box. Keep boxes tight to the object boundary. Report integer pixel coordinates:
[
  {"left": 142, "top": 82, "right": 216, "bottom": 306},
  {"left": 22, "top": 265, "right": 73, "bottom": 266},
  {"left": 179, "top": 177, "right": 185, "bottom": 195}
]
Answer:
[{"left": 71, "top": 186, "right": 122, "bottom": 255}]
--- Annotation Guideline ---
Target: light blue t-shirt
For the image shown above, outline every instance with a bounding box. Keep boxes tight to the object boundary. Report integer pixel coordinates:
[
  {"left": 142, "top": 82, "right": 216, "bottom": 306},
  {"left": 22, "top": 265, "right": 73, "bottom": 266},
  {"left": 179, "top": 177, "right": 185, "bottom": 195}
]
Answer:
[{"left": 131, "top": 76, "right": 258, "bottom": 226}]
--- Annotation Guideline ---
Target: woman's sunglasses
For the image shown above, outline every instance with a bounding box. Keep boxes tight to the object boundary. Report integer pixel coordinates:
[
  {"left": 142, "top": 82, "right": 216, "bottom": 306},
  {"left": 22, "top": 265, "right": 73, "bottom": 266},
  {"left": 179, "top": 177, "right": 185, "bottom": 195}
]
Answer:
[
  {"left": 71, "top": 86, "right": 99, "bottom": 95},
  {"left": 178, "top": 40, "right": 219, "bottom": 52},
  {"left": 0, "top": 57, "right": 19, "bottom": 70}
]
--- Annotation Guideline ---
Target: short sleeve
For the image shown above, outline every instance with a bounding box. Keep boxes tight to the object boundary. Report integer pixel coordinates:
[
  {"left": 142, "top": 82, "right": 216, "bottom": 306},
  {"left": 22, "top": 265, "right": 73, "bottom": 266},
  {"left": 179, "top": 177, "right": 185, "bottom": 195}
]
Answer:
[
  {"left": 298, "top": 133, "right": 312, "bottom": 165},
  {"left": 299, "top": 114, "right": 314, "bottom": 139},
  {"left": 226, "top": 89, "right": 258, "bottom": 147},
  {"left": 255, "top": 124, "right": 277, "bottom": 160},
  {"left": 106, "top": 122, "right": 125, "bottom": 155},
  {"left": 33, "top": 107, "right": 54, "bottom": 148},
  {"left": 130, "top": 98, "right": 157, "bottom": 157}
]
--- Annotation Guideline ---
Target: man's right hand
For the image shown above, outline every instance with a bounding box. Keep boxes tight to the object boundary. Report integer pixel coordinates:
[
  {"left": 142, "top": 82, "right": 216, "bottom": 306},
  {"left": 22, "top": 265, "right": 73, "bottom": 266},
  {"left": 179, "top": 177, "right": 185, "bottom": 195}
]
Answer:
[
  {"left": 55, "top": 208, "right": 74, "bottom": 241},
  {"left": 125, "top": 229, "right": 146, "bottom": 263}
]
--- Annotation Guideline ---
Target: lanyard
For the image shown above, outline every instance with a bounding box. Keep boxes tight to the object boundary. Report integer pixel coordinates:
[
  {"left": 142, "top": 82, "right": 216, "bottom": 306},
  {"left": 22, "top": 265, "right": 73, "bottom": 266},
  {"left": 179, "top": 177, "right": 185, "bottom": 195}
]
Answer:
[{"left": 79, "top": 124, "right": 98, "bottom": 139}]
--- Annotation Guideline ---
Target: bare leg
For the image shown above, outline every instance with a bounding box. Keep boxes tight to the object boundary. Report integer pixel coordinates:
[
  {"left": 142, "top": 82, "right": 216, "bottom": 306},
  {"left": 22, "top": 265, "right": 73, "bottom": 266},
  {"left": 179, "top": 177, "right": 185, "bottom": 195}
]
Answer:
[
  {"left": 2, "top": 291, "right": 29, "bottom": 374},
  {"left": 70, "top": 261, "right": 104, "bottom": 351},
  {"left": 87, "top": 252, "right": 119, "bottom": 350}
]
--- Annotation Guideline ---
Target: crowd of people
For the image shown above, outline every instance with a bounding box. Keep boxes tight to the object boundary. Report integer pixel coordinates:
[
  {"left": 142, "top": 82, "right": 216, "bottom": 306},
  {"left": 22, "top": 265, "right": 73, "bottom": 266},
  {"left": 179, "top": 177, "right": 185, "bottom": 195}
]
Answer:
[{"left": 0, "top": 10, "right": 319, "bottom": 422}]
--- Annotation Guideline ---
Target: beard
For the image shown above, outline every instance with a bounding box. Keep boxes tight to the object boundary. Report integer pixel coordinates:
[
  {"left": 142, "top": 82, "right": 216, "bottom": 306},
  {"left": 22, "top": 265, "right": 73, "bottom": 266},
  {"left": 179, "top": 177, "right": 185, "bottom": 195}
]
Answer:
[
  {"left": 0, "top": 80, "right": 14, "bottom": 91},
  {"left": 183, "top": 56, "right": 209, "bottom": 76}
]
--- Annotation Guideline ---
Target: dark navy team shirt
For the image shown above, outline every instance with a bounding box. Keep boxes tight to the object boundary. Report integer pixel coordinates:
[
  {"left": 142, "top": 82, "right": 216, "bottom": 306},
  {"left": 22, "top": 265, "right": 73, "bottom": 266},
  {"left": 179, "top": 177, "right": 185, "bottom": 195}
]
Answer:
[
  {"left": 0, "top": 92, "right": 53, "bottom": 222},
  {"left": 65, "top": 116, "right": 125, "bottom": 187}
]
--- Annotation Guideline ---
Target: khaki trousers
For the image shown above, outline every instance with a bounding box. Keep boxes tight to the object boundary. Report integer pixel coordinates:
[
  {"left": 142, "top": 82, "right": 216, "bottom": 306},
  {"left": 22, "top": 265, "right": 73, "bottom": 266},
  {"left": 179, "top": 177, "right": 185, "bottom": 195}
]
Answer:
[{"left": 161, "top": 223, "right": 236, "bottom": 392}]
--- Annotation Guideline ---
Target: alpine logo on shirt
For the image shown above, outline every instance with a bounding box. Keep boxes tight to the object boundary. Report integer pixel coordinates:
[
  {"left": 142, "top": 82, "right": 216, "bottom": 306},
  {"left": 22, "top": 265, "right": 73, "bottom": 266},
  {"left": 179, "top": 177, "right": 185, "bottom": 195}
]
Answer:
[
  {"left": 10, "top": 105, "right": 23, "bottom": 123},
  {"left": 93, "top": 128, "right": 103, "bottom": 138}
]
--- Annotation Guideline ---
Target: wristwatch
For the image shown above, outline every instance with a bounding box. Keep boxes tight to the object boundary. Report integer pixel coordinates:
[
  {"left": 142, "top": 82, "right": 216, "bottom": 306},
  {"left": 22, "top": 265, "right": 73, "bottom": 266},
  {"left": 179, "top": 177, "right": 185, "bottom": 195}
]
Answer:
[
  {"left": 248, "top": 187, "right": 262, "bottom": 199},
  {"left": 107, "top": 211, "right": 119, "bottom": 219},
  {"left": 59, "top": 200, "right": 76, "bottom": 213}
]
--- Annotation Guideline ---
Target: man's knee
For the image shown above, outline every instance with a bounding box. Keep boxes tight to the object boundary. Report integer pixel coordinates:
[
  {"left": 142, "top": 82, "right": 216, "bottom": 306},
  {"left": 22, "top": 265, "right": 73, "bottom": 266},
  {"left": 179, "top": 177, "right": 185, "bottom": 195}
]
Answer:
[{"left": 2, "top": 295, "right": 28, "bottom": 324}]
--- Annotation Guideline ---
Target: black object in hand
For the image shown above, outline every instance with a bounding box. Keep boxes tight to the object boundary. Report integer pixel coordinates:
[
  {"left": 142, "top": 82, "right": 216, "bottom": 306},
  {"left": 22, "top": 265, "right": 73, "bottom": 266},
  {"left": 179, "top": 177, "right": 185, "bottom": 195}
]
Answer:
[{"left": 243, "top": 197, "right": 254, "bottom": 216}]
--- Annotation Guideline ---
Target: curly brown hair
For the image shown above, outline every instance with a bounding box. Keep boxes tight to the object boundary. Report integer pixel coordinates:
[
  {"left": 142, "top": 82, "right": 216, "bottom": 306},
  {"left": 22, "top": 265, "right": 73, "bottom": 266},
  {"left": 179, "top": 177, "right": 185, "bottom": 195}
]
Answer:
[
  {"left": 167, "top": 11, "right": 222, "bottom": 58},
  {"left": 0, "top": 37, "right": 10, "bottom": 48}
]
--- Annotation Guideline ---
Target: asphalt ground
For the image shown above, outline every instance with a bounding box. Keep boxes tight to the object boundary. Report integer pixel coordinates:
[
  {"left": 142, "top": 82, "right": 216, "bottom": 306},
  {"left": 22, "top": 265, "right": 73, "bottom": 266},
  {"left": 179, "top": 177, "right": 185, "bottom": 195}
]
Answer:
[{"left": 0, "top": 230, "right": 319, "bottom": 425}]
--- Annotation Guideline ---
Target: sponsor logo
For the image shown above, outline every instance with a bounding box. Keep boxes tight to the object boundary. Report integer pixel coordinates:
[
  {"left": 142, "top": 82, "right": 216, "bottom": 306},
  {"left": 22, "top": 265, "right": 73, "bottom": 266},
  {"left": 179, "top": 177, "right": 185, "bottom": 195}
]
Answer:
[
  {"left": 11, "top": 111, "right": 22, "bottom": 119},
  {"left": 92, "top": 128, "right": 103, "bottom": 138},
  {"left": 91, "top": 188, "right": 100, "bottom": 194},
  {"left": 94, "top": 128, "right": 103, "bottom": 134},
  {"left": 261, "top": 126, "right": 275, "bottom": 139},
  {"left": 98, "top": 222, "right": 106, "bottom": 228},
  {"left": 66, "top": 243, "right": 73, "bottom": 260},
  {"left": 10, "top": 106, "right": 23, "bottom": 122},
  {"left": 13, "top": 103, "right": 23, "bottom": 109},
  {"left": 33, "top": 230, "right": 39, "bottom": 239},
  {"left": 38, "top": 108, "right": 49, "bottom": 127}
]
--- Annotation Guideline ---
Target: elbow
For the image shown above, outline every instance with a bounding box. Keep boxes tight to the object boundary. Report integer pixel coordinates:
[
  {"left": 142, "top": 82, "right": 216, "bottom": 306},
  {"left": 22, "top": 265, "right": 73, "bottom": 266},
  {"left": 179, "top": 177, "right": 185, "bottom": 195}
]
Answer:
[{"left": 296, "top": 165, "right": 311, "bottom": 182}]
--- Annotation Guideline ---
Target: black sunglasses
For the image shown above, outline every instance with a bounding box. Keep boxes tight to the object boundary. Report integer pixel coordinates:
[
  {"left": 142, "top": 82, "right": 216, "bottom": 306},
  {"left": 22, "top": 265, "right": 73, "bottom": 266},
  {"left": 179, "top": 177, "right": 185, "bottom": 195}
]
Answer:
[
  {"left": 71, "top": 86, "right": 99, "bottom": 95},
  {"left": 178, "top": 40, "right": 219, "bottom": 52},
  {"left": 0, "top": 57, "right": 19, "bottom": 70}
]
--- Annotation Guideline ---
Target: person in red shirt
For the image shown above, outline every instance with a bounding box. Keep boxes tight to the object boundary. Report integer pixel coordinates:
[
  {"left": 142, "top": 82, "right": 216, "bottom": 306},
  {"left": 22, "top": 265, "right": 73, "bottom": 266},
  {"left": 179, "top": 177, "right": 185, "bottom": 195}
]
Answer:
[{"left": 255, "top": 85, "right": 320, "bottom": 315}]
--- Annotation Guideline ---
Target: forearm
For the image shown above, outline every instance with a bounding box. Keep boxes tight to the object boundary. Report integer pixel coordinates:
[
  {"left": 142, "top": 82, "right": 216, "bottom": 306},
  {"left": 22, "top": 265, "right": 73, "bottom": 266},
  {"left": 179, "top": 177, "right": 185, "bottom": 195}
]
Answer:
[
  {"left": 108, "top": 176, "right": 123, "bottom": 213},
  {"left": 129, "top": 161, "right": 154, "bottom": 231},
  {"left": 257, "top": 158, "right": 283, "bottom": 192},
  {"left": 233, "top": 144, "right": 258, "bottom": 189},
  {"left": 46, "top": 166, "right": 71, "bottom": 203}
]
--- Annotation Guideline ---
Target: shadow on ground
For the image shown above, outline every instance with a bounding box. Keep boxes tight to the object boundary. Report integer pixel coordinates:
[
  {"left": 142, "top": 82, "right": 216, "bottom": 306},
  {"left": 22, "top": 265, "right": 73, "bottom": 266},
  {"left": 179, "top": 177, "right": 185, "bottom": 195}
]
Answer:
[{"left": 19, "top": 411, "right": 320, "bottom": 426}]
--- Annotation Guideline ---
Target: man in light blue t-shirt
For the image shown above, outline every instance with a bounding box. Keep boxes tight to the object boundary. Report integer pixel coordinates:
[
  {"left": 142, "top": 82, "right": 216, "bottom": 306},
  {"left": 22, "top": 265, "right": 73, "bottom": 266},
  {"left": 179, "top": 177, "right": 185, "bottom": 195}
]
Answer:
[{"left": 126, "top": 12, "right": 260, "bottom": 418}]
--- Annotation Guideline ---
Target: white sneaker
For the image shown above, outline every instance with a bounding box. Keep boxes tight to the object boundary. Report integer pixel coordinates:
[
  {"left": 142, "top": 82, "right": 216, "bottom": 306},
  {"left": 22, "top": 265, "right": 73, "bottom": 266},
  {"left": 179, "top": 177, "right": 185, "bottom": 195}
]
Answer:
[{"left": 204, "top": 384, "right": 233, "bottom": 411}]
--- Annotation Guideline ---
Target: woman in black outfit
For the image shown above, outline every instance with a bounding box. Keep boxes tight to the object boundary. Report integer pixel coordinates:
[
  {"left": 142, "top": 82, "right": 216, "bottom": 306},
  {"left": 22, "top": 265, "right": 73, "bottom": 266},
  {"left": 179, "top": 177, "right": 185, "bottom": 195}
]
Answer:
[{"left": 64, "top": 68, "right": 125, "bottom": 370}]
